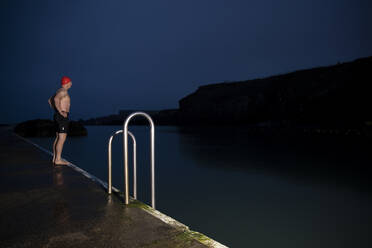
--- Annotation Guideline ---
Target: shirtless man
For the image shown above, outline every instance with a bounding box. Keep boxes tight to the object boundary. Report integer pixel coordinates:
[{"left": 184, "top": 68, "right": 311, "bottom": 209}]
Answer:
[{"left": 48, "top": 76, "right": 72, "bottom": 166}]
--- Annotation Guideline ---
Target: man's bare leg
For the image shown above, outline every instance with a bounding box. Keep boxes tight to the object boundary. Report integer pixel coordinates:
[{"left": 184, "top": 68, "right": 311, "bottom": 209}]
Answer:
[
  {"left": 55, "top": 133, "right": 69, "bottom": 165},
  {"left": 52, "top": 132, "right": 58, "bottom": 163}
]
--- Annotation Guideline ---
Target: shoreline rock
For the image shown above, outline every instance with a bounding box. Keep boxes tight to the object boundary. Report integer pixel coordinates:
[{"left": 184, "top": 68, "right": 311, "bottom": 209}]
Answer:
[{"left": 14, "top": 119, "right": 88, "bottom": 137}]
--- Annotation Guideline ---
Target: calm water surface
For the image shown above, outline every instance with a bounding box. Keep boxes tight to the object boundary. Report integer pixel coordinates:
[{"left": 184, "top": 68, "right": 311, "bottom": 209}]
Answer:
[{"left": 30, "top": 125, "right": 372, "bottom": 248}]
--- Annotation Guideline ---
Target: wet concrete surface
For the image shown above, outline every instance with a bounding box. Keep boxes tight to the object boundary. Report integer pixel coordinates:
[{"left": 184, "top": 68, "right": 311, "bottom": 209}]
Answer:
[{"left": 0, "top": 128, "right": 208, "bottom": 248}]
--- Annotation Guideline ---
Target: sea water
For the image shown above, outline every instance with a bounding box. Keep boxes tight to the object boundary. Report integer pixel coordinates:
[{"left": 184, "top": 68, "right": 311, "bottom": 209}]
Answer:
[{"left": 30, "top": 125, "right": 372, "bottom": 248}]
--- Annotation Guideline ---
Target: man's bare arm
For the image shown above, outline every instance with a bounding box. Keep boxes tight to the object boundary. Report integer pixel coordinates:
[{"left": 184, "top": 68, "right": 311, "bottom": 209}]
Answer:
[{"left": 48, "top": 97, "right": 52, "bottom": 108}]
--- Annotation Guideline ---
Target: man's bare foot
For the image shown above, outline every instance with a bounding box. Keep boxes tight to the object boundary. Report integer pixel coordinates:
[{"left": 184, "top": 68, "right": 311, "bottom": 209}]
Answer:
[{"left": 54, "top": 159, "right": 70, "bottom": 166}]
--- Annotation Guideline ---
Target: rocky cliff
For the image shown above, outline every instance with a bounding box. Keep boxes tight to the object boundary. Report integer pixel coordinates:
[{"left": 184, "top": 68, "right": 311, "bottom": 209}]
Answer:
[{"left": 179, "top": 56, "right": 372, "bottom": 127}]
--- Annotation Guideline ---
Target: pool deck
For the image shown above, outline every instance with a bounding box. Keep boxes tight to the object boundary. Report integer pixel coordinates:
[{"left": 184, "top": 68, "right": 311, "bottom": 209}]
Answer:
[{"left": 0, "top": 127, "right": 225, "bottom": 248}]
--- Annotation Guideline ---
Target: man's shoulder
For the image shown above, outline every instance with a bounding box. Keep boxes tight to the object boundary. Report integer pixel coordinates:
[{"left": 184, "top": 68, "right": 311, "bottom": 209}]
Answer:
[{"left": 56, "top": 88, "right": 68, "bottom": 97}]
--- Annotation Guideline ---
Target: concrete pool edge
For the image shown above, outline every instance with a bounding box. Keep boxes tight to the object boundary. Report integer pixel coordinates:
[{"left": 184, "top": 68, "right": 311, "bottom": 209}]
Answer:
[{"left": 14, "top": 133, "right": 228, "bottom": 248}]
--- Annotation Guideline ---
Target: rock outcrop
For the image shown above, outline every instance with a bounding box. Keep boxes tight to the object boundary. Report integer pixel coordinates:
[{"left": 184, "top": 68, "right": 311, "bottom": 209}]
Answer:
[
  {"left": 179, "top": 56, "right": 372, "bottom": 127},
  {"left": 14, "top": 119, "right": 88, "bottom": 137}
]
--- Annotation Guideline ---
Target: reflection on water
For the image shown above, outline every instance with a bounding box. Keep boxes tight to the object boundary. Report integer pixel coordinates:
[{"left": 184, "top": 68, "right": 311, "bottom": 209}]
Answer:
[
  {"left": 31, "top": 126, "right": 372, "bottom": 248},
  {"left": 177, "top": 126, "right": 372, "bottom": 193}
]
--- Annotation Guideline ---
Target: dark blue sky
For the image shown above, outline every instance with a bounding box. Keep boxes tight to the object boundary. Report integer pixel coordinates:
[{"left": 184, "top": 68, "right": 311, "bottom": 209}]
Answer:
[{"left": 1, "top": 0, "right": 371, "bottom": 123}]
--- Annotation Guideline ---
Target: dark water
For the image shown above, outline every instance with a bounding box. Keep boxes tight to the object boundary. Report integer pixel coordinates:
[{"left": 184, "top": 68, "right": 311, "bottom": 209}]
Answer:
[{"left": 30, "top": 126, "right": 372, "bottom": 248}]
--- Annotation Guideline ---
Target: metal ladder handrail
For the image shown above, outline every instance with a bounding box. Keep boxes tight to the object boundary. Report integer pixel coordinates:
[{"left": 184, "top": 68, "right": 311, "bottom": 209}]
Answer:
[
  {"left": 108, "top": 130, "right": 137, "bottom": 198},
  {"left": 123, "top": 112, "right": 155, "bottom": 209}
]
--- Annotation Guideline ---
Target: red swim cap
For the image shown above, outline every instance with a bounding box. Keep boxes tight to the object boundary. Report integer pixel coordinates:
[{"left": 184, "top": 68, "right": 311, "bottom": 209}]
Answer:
[{"left": 61, "top": 76, "right": 72, "bottom": 86}]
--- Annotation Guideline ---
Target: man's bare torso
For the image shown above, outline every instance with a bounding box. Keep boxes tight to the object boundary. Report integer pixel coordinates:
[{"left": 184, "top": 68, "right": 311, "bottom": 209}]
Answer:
[{"left": 54, "top": 88, "right": 70, "bottom": 117}]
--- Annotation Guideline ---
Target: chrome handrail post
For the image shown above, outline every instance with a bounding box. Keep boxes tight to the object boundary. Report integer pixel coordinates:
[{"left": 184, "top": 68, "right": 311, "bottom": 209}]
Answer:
[
  {"left": 108, "top": 135, "right": 113, "bottom": 194},
  {"left": 150, "top": 121, "right": 155, "bottom": 208},
  {"left": 123, "top": 112, "right": 155, "bottom": 209},
  {"left": 107, "top": 129, "right": 123, "bottom": 194},
  {"left": 128, "top": 131, "right": 137, "bottom": 199},
  {"left": 123, "top": 124, "right": 129, "bottom": 205}
]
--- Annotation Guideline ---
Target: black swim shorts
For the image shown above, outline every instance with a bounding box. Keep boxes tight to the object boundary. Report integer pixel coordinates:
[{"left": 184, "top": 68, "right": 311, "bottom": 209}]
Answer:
[{"left": 54, "top": 112, "right": 70, "bottom": 133}]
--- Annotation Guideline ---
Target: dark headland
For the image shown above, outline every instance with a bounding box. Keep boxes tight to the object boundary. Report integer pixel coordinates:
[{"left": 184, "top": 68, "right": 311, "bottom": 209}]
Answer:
[
  {"left": 83, "top": 56, "right": 372, "bottom": 136},
  {"left": 14, "top": 119, "right": 87, "bottom": 137}
]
